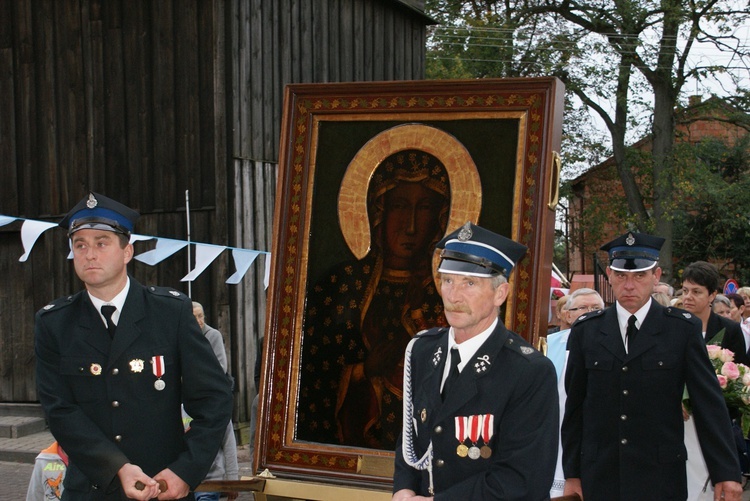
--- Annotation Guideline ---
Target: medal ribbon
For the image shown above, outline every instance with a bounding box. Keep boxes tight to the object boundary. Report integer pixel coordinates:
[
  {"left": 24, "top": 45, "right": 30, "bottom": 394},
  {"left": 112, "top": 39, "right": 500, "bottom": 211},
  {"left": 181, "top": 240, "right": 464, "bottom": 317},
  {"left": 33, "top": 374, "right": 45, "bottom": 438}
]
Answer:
[
  {"left": 455, "top": 416, "right": 467, "bottom": 443},
  {"left": 152, "top": 356, "right": 165, "bottom": 378},
  {"left": 468, "top": 415, "right": 480, "bottom": 444},
  {"left": 481, "top": 414, "right": 494, "bottom": 443}
]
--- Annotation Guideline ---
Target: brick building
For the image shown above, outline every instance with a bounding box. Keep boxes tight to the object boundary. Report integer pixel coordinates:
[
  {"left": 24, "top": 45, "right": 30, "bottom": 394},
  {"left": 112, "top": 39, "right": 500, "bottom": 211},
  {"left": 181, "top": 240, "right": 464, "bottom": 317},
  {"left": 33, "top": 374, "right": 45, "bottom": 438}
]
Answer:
[{"left": 564, "top": 96, "right": 749, "bottom": 295}]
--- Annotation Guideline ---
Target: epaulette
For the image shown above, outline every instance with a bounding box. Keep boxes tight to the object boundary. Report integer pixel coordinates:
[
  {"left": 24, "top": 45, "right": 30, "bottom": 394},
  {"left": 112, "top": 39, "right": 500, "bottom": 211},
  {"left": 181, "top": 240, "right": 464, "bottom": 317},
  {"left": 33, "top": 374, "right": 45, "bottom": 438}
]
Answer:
[
  {"left": 146, "top": 285, "right": 187, "bottom": 300},
  {"left": 415, "top": 327, "right": 446, "bottom": 338},
  {"left": 38, "top": 294, "right": 78, "bottom": 315},
  {"left": 504, "top": 334, "right": 542, "bottom": 358},
  {"left": 573, "top": 308, "right": 605, "bottom": 324},
  {"left": 665, "top": 307, "right": 697, "bottom": 323}
]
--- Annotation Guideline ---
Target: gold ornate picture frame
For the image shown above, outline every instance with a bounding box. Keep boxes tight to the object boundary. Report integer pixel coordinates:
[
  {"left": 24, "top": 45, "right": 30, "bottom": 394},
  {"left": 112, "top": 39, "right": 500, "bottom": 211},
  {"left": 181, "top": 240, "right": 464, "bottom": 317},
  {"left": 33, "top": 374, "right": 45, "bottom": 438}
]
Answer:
[{"left": 257, "top": 78, "right": 564, "bottom": 487}]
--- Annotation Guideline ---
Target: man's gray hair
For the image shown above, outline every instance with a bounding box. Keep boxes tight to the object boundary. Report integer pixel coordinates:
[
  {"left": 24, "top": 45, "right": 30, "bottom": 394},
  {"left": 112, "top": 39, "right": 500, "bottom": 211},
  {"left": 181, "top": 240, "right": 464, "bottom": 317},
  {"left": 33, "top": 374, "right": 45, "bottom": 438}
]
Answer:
[
  {"left": 657, "top": 282, "right": 675, "bottom": 296},
  {"left": 490, "top": 274, "right": 508, "bottom": 288},
  {"left": 714, "top": 294, "right": 730, "bottom": 307},
  {"left": 565, "top": 288, "right": 604, "bottom": 309}
]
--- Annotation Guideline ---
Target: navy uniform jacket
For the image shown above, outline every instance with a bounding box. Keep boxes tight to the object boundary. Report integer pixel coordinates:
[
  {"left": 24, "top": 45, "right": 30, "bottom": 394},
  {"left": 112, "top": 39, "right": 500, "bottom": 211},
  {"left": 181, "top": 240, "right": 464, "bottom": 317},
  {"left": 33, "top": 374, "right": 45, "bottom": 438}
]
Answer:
[
  {"left": 35, "top": 278, "right": 233, "bottom": 500},
  {"left": 393, "top": 321, "right": 558, "bottom": 500},
  {"left": 562, "top": 303, "right": 741, "bottom": 501}
]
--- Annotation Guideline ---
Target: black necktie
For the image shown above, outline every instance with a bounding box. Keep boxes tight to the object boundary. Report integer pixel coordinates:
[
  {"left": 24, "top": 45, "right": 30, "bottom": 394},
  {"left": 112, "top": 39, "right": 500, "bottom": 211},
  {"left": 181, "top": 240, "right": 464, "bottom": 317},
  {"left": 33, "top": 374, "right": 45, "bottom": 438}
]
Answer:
[
  {"left": 101, "top": 305, "right": 117, "bottom": 339},
  {"left": 442, "top": 348, "right": 461, "bottom": 401},
  {"left": 626, "top": 315, "right": 638, "bottom": 350}
]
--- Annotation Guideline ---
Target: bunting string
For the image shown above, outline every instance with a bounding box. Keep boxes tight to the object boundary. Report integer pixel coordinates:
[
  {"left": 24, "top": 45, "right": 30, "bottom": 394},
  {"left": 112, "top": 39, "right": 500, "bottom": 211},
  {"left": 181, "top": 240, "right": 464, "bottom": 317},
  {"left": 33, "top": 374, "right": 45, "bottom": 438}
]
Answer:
[{"left": 0, "top": 215, "right": 270, "bottom": 286}]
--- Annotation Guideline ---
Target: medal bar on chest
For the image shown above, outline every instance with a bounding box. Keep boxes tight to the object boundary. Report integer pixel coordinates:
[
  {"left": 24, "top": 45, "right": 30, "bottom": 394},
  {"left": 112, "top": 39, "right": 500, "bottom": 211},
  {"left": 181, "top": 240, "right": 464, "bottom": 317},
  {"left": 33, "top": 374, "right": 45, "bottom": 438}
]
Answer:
[{"left": 152, "top": 355, "right": 166, "bottom": 391}]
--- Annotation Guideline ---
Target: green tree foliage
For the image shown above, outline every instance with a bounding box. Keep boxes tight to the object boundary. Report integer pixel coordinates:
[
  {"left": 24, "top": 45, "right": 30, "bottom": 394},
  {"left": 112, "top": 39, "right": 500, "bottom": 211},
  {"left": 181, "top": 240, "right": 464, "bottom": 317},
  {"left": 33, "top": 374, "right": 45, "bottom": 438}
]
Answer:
[
  {"left": 426, "top": 0, "right": 750, "bottom": 280},
  {"left": 672, "top": 135, "right": 750, "bottom": 284}
]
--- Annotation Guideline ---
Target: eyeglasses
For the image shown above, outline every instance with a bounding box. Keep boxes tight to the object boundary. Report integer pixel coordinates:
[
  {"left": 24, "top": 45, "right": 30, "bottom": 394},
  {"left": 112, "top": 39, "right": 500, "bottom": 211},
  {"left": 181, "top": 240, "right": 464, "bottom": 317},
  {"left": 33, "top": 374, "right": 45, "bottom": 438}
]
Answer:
[{"left": 566, "top": 306, "right": 601, "bottom": 313}]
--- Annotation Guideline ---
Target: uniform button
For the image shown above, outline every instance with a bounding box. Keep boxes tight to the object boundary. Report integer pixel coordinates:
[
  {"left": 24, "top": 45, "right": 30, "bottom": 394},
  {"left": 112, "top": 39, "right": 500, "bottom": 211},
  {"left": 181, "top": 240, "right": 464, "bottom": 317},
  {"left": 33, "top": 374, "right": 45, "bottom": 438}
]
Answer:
[
  {"left": 436, "top": 459, "right": 445, "bottom": 467},
  {"left": 658, "top": 361, "right": 664, "bottom": 366},
  {"left": 434, "top": 426, "right": 443, "bottom": 434},
  {"left": 622, "top": 389, "right": 629, "bottom": 396},
  {"left": 112, "top": 401, "right": 120, "bottom": 408},
  {"left": 114, "top": 435, "right": 122, "bottom": 442},
  {"left": 622, "top": 366, "right": 629, "bottom": 372},
  {"left": 620, "top": 414, "right": 627, "bottom": 421},
  {"left": 621, "top": 438, "right": 628, "bottom": 445},
  {"left": 594, "top": 361, "right": 599, "bottom": 366},
  {"left": 112, "top": 368, "right": 119, "bottom": 375},
  {"left": 79, "top": 367, "right": 84, "bottom": 372}
]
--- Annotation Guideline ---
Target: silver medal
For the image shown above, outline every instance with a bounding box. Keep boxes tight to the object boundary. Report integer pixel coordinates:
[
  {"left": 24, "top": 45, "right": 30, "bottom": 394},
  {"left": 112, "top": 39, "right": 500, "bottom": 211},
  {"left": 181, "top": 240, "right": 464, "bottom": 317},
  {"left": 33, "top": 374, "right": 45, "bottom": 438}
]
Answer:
[
  {"left": 154, "top": 379, "right": 166, "bottom": 391},
  {"left": 468, "top": 446, "right": 481, "bottom": 460}
]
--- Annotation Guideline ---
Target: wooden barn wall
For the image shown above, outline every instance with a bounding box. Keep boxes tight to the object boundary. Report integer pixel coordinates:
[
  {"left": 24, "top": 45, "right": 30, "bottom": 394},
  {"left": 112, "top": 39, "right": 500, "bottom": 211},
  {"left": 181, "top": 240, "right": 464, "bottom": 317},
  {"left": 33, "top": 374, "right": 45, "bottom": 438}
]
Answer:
[
  {"left": 0, "top": 0, "right": 430, "bottom": 431},
  {"left": 231, "top": 0, "right": 428, "bottom": 162},
  {"left": 0, "top": 0, "right": 231, "bottom": 405},
  {"left": 227, "top": 0, "right": 429, "bottom": 424}
]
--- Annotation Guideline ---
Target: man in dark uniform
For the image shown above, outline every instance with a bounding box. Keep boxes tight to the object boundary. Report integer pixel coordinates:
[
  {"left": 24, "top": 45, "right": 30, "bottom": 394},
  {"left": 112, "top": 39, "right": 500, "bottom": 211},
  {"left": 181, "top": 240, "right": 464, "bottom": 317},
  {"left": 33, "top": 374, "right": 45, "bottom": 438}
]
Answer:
[
  {"left": 561, "top": 232, "right": 742, "bottom": 501},
  {"left": 35, "top": 192, "right": 233, "bottom": 500},
  {"left": 393, "top": 222, "right": 558, "bottom": 500}
]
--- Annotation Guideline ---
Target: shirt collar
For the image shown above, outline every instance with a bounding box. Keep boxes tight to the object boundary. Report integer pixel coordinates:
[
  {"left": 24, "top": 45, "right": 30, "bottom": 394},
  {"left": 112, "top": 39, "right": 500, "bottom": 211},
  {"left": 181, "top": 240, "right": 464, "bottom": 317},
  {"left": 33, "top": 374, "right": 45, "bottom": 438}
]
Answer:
[
  {"left": 448, "top": 317, "right": 498, "bottom": 371},
  {"left": 88, "top": 277, "right": 130, "bottom": 326},
  {"left": 616, "top": 298, "right": 651, "bottom": 333}
]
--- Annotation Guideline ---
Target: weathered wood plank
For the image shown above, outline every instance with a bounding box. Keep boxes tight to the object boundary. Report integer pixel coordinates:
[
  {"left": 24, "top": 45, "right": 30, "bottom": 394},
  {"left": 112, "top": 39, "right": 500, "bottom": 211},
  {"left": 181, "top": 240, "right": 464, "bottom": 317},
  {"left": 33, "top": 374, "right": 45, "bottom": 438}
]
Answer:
[
  {"left": 151, "top": 0, "right": 177, "bottom": 209},
  {"left": 54, "top": 0, "right": 86, "bottom": 203},
  {"left": 176, "top": 0, "right": 202, "bottom": 206},
  {"left": 0, "top": 48, "right": 18, "bottom": 215},
  {"left": 101, "top": 1, "right": 128, "bottom": 200},
  {"left": 35, "top": 0, "right": 58, "bottom": 215}
]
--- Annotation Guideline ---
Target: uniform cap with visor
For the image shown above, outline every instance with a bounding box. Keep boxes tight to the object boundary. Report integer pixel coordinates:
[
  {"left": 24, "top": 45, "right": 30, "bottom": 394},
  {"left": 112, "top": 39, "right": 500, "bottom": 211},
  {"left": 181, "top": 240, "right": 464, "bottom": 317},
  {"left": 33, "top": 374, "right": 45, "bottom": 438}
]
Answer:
[
  {"left": 436, "top": 221, "right": 527, "bottom": 278},
  {"left": 600, "top": 231, "right": 665, "bottom": 272},
  {"left": 59, "top": 192, "right": 140, "bottom": 237}
]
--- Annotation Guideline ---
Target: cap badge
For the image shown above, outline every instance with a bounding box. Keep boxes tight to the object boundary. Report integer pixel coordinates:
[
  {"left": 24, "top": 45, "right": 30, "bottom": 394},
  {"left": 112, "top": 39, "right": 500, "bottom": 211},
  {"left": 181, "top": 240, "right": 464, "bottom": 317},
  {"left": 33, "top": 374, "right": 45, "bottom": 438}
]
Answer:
[
  {"left": 43, "top": 304, "right": 54, "bottom": 311},
  {"left": 626, "top": 233, "right": 635, "bottom": 246},
  {"left": 169, "top": 290, "right": 180, "bottom": 297},
  {"left": 86, "top": 193, "right": 98, "bottom": 209},
  {"left": 520, "top": 346, "right": 535, "bottom": 355},
  {"left": 457, "top": 222, "right": 473, "bottom": 241},
  {"left": 90, "top": 363, "right": 102, "bottom": 376}
]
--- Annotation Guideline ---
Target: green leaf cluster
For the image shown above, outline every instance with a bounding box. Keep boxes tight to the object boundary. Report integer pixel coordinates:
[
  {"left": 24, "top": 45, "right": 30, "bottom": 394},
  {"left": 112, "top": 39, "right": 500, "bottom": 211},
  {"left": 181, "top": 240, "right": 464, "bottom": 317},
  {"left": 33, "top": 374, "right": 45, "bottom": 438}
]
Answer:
[{"left": 672, "top": 135, "right": 750, "bottom": 283}]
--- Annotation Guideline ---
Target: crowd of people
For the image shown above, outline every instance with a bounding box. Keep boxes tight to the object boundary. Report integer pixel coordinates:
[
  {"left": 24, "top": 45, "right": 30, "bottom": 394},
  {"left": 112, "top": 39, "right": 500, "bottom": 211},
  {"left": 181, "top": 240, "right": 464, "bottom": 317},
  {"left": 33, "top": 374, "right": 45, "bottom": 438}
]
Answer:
[
  {"left": 547, "top": 249, "right": 750, "bottom": 501},
  {"left": 25, "top": 189, "right": 750, "bottom": 501}
]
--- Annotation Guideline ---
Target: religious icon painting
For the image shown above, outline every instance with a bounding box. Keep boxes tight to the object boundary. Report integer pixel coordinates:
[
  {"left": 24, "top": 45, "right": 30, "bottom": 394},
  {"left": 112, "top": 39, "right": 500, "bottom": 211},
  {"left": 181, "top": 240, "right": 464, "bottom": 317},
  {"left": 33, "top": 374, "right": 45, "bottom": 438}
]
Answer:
[{"left": 256, "top": 78, "right": 564, "bottom": 487}]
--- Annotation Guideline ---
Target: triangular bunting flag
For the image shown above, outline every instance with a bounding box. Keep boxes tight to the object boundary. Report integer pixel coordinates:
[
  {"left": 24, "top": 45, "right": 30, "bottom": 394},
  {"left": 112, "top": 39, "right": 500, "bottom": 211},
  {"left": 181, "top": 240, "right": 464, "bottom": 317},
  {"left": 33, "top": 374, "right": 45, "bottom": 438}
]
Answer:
[
  {"left": 0, "top": 216, "right": 16, "bottom": 227},
  {"left": 181, "top": 244, "right": 226, "bottom": 282},
  {"left": 20, "top": 220, "right": 58, "bottom": 262},
  {"left": 226, "top": 249, "right": 261, "bottom": 284},
  {"left": 135, "top": 238, "right": 189, "bottom": 266}
]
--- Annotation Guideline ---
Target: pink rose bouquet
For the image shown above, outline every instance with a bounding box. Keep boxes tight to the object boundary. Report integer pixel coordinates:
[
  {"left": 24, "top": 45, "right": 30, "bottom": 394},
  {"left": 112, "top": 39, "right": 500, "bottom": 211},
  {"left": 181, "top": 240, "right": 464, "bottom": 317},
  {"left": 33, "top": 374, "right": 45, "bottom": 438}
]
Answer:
[{"left": 706, "top": 345, "right": 750, "bottom": 434}]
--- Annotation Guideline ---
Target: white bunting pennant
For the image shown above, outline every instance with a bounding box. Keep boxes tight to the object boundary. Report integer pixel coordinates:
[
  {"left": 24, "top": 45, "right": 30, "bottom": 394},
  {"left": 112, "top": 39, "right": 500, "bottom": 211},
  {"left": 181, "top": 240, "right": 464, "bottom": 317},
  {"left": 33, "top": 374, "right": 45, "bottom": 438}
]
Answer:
[
  {"left": 181, "top": 243, "right": 225, "bottom": 282},
  {"left": 0, "top": 216, "right": 16, "bottom": 227},
  {"left": 263, "top": 254, "right": 272, "bottom": 290},
  {"left": 20, "top": 220, "right": 58, "bottom": 262},
  {"left": 226, "top": 249, "right": 261, "bottom": 284},
  {"left": 134, "top": 238, "right": 189, "bottom": 266},
  {"left": 130, "top": 234, "right": 155, "bottom": 244}
]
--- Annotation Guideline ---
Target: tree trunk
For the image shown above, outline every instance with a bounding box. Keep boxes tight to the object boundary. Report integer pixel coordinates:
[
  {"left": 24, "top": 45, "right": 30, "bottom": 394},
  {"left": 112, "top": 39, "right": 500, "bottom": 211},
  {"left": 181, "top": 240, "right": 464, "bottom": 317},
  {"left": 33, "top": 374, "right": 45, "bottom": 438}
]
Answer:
[{"left": 651, "top": 81, "right": 676, "bottom": 280}]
